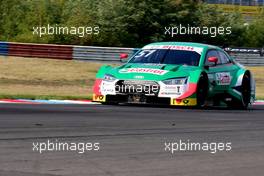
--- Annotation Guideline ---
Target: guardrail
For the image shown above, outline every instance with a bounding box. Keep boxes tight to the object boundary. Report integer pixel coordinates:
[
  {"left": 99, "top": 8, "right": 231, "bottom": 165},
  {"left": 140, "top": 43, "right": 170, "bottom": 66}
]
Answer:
[
  {"left": 0, "top": 42, "right": 72, "bottom": 60},
  {"left": 0, "top": 42, "right": 8, "bottom": 56},
  {"left": 230, "top": 53, "right": 264, "bottom": 66},
  {"left": 224, "top": 47, "right": 264, "bottom": 66},
  {"left": 73, "top": 45, "right": 136, "bottom": 61},
  {"left": 0, "top": 41, "right": 263, "bottom": 66},
  {"left": 0, "top": 41, "right": 136, "bottom": 62}
]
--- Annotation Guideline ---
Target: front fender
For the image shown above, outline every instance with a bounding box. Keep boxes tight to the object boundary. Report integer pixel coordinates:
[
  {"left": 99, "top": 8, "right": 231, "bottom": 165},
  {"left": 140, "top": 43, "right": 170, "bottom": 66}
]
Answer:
[
  {"left": 188, "top": 69, "right": 204, "bottom": 83},
  {"left": 95, "top": 65, "right": 113, "bottom": 78},
  {"left": 177, "top": 69, "right": 204, "bottom": 99}
]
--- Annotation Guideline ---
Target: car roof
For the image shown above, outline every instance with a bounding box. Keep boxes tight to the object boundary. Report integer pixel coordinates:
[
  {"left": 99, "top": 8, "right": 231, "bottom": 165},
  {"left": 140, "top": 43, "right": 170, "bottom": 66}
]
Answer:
[{"left": 144, "top": 42, "right": 220, "bottom": 50}]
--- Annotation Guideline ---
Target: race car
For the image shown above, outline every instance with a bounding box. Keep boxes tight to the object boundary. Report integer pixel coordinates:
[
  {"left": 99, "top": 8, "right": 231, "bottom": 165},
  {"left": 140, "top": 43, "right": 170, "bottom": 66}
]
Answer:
[{"left": 93, "top": 42, "right": 255, "bottom": 109}]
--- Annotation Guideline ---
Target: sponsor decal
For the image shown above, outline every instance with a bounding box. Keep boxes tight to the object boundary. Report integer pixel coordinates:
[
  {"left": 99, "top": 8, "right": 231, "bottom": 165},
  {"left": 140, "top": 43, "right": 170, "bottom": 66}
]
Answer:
[
  {"left": 92, "top": 94, "right": 106, "bottom": 102},
  {"left": 160, "top": 92, "right": 181, "bottom": 95},
  {"left": 143, "top": 45, "right": 203, "bottom": 54},
  {"left": 158, "top": 84, "right": 187, "bottom": 97},
  {"left": 214, "top": 4, "right": 263, "bottom": 16},
  {"left": 142, "top": 63, "right": 166, "bottom": 66},
  {"left": 183, "top": 99, "right": 189, "bottom": 104},
  {"left": 119, "top": 68, "right": 168, "bottom": 75},
  {"left": 170, "top": 98, "right": 197, "bottom": 106},
  {"left": 216, "top": 72, "right": 232, "bottom": 85},
  {"left": 100, "top": 81, "right": 116, "bottom": 95},
  {"left": 134, "top": 75, "right": 144, "bottom": 79},
  {"left": 164, "top": 86, "right": 180, "bottom": 90}
]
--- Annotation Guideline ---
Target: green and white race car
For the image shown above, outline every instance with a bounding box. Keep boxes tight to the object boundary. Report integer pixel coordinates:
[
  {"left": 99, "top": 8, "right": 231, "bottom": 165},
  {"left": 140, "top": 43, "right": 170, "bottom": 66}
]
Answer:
[{"left": 93, "top": 42, "right": 255, "bottom": 109}]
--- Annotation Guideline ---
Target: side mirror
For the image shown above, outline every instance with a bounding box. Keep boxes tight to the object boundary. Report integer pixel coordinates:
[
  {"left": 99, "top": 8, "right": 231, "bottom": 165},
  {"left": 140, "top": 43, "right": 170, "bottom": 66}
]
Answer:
[
  {"left": 120, "top": 53, "right": 128, "bottom": 62},
  {"left": 208, "top": 56, "right": 218, "bottom": 65},
  {"left": 120, "top": 53, "right": 128, "bottom": 59}
]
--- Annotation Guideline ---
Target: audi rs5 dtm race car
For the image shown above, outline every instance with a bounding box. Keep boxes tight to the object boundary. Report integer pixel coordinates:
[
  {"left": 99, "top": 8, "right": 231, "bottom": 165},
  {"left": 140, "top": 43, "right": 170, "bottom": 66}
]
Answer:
[{"left": 93, "top": 42, "right": 255, "bottom": 109}]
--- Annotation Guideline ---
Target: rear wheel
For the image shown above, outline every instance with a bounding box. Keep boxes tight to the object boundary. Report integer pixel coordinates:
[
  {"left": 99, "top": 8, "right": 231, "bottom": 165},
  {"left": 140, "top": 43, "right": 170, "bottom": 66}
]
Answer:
[
  {"left": 228, "top": 73, "right": 251, "bottom": 109},
  {"left": 196, "top": 74, "right": 208, "bottom": 108},
  {"left": 241, "top": 74, "right": 251, "bottom": 107}
]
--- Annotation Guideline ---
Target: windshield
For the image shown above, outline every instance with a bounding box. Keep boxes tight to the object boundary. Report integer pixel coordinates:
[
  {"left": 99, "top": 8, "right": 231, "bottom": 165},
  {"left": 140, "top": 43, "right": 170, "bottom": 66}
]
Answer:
[{"left": 129, "top": 49, "right": 201, "bottom": 66}]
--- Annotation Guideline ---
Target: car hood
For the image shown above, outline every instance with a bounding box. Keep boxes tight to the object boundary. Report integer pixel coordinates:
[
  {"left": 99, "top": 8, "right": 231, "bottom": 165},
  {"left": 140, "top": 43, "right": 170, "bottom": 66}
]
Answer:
[{"left": 105, "top": 63, "right": 201, "bottom": 81}]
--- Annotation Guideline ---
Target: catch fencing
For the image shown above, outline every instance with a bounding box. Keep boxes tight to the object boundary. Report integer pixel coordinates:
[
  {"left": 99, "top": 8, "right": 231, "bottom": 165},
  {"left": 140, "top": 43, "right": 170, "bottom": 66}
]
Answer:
[{"left": 0, "top": 41, "right": 263, "bottom": 66}]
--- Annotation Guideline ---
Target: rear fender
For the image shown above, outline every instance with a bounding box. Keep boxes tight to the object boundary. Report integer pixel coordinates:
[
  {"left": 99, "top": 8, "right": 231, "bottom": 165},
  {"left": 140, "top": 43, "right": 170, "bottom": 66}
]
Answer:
[{"left": 232, "top": 70, "right": 255, "bottom": 103}]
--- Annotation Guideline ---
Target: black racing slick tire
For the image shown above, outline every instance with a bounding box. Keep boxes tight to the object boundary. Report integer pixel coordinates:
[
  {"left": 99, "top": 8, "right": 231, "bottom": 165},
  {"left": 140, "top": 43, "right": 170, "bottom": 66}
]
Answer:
[
  {"left": 196, "top": 74, "right": 208, "bottom": 108},
  {"left": 229, "top": 74, "right": 251, "bottom": 109},
  {"left": 241, "top": 74, "right": 251, "bottom": 108}
]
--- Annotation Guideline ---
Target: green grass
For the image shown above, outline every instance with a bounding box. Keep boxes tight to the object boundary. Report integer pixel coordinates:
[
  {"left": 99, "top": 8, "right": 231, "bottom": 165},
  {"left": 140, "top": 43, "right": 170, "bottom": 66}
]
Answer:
[
  {"left": 0, "top": 56, "right": 107, "bottom": 99},
  {"left": 248, "top": 67, "right": 264, "bottom": 99},
  {"left": 0, "top": 56, "right": 263, "bottom": 100}
]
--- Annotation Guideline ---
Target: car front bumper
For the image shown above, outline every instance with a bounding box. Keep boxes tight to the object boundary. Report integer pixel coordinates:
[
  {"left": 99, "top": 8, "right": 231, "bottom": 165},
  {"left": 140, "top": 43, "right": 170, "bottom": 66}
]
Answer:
[{"left": 93, "top": 93, "right": 197, "bottom": 106}]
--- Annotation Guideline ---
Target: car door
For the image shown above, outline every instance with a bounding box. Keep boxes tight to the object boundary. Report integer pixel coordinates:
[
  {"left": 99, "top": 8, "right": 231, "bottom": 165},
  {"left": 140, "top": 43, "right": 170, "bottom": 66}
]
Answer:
[{"left": 205, "top": 49, "right": 238, "bottom": 95}]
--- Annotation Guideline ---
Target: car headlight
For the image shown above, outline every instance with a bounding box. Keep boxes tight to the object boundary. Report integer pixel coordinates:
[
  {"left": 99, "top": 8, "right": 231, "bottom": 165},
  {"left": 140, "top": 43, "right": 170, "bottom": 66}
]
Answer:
[
  {"left": 162, "top": 77, "right": 188, "bottom": 85},
  {"left": 103, "top": 74, "right": 116, "bottom": 82}
]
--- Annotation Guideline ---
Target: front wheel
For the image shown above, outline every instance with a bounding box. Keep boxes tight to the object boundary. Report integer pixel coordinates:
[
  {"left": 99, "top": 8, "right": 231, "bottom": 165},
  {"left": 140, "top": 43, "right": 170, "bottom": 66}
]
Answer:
[{"left": 196, "top": 74, "right": 208, "bottom": 108}]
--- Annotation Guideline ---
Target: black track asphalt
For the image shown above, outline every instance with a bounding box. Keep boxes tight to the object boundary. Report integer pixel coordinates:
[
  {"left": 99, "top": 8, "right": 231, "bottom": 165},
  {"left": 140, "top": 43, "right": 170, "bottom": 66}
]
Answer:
[{"left": 0, "top": 104, "right": 263, "bottom": 176}]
